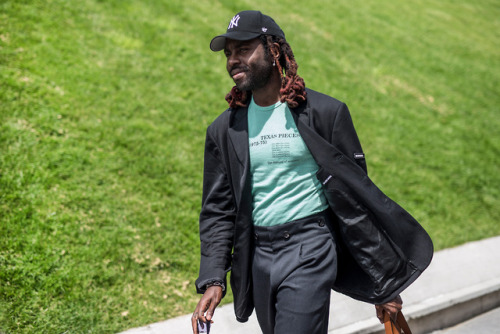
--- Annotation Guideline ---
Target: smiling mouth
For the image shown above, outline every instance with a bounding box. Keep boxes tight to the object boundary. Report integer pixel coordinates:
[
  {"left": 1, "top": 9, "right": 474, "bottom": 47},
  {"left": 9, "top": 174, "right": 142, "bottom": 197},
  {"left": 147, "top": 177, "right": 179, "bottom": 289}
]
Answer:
[
  {"left": 232, "top": 72, "right": 245, "bottom": 80},
  {"left": 230, "top": 67, "right": 247, "bottom": 80}
]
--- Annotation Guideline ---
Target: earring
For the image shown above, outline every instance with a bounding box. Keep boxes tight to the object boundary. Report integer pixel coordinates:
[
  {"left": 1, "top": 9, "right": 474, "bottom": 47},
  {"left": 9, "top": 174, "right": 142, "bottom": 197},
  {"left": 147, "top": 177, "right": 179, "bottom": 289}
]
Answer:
[{"left": 273, "top": 59, "right": 276, "bottom": 67}]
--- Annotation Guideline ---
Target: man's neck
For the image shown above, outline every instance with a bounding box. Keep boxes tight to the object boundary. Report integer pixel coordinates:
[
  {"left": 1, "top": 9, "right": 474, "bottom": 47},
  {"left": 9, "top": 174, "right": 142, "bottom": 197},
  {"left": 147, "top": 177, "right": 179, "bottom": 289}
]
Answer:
[{"left": 251, "top": 73, "right": 282, "bottom": 107}]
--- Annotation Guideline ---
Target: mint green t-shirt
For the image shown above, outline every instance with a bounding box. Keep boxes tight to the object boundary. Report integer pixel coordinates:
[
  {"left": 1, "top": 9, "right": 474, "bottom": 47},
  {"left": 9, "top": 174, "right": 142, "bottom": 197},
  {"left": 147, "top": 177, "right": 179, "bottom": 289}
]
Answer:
[{"left": 248, "top": 98, "right": 328, "bottom": 226}]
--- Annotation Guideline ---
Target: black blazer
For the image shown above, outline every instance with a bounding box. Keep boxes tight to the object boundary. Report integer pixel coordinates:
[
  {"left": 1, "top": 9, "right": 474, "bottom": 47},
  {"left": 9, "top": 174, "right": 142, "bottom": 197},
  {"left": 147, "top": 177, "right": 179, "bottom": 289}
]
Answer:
[{"left": 196, "top": 88, "right": 433, "bottom": 322}]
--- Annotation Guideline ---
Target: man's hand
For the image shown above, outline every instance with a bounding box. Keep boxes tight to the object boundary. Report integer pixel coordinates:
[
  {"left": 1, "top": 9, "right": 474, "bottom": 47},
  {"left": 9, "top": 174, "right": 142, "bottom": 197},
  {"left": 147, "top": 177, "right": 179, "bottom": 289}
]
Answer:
[
  {"left": 191, "top": 286, "right": 223, "bottom": 334},
  {"left": 375, "top": 295, "right": 403, "bottom": 324}
]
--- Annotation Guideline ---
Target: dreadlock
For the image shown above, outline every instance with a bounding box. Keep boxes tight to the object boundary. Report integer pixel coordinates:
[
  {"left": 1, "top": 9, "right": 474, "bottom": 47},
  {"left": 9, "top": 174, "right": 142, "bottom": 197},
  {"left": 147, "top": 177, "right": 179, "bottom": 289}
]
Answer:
[{"left": 225, "top": 35, "right": 307, "bottom": 109}]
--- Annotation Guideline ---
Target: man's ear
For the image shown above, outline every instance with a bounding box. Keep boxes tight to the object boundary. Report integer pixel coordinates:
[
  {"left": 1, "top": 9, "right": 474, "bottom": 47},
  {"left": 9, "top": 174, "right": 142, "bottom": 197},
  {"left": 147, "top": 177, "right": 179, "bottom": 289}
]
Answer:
[{"left": 269, "top": 42, "right": 280, "bottom": 62}]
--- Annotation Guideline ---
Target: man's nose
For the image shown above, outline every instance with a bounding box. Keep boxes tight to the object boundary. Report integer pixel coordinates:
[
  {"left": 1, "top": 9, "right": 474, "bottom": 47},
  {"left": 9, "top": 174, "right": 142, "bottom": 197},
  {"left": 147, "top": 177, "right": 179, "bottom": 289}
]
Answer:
[{"left": 227, "top": 54, "right": 240, "bottom": 67}]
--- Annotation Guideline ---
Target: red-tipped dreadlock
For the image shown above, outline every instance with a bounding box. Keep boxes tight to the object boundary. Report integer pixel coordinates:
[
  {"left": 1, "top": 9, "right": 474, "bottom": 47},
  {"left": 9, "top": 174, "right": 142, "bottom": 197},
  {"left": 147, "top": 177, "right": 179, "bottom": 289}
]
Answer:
[{"left": 225, "top": 35, "right": 307, "bottom": 109}]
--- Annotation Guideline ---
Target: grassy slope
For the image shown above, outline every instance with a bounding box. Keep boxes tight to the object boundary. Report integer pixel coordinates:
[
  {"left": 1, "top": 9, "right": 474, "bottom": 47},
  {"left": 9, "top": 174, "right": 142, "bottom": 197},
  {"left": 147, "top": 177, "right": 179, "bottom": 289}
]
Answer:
[{"left": 0, "top": 0, "right": 499, "bottom": 332}]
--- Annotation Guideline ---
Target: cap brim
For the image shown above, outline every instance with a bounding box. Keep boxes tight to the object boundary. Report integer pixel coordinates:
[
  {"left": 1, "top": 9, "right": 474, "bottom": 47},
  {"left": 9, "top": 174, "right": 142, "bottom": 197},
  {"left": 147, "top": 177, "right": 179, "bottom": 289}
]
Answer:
[{"left": 210, "top": 31, "right": 262, "bottom": 51}]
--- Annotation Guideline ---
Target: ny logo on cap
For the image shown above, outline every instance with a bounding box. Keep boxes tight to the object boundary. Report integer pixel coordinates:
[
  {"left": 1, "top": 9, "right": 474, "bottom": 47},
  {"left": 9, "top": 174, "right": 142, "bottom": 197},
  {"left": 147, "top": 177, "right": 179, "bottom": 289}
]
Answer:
[{"left": 228, "top": 14, "right": 240, "bottom": 29}]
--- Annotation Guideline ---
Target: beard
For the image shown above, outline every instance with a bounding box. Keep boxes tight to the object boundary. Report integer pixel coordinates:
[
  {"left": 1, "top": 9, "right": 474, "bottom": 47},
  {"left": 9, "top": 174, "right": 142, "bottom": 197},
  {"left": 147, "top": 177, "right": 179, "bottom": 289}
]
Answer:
[{"left": 230, "top": 58, "right": 274, "bottom": 92}]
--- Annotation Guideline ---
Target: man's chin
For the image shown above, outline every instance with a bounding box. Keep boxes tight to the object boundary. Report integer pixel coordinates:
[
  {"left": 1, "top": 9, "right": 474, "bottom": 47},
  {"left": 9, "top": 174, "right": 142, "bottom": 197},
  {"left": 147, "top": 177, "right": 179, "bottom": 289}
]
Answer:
[{"left": 234, "top": 82, "right": 250, "bottom": 91}]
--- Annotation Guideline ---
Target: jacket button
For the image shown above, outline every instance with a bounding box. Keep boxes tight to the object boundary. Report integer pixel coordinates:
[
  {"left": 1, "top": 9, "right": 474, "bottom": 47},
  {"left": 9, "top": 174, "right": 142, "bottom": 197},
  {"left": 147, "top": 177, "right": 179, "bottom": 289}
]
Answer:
[
  {"left": 283, "top": 232, "right": 290, "bottom": 239},
  {"left": 319, "top": 220, "right": 325, "bottom": 227}
]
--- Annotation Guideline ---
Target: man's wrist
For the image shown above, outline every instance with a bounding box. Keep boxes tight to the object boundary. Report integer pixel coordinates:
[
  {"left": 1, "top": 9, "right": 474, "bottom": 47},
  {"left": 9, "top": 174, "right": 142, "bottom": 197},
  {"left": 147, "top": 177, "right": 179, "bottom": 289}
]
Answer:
[{"left": 205, "top": 281, "right": 225, "bottom": 291}]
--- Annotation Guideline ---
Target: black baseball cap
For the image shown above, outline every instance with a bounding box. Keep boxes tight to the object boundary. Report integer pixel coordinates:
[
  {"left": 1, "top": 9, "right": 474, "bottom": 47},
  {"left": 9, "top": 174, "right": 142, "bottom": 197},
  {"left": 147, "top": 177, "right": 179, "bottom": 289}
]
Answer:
[{"left": 210, "top": 10, "right": 285, "bottom": 52}]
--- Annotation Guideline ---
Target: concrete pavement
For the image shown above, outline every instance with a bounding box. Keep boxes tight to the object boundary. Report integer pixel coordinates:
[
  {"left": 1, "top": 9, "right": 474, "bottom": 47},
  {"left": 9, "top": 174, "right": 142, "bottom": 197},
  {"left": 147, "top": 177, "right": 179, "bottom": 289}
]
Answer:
[
  {"left": 120, "top": 236, "right": 500, "bottom": 334},
  {"left": 429, "top": 306, "right": 500, "bottom": 334}
]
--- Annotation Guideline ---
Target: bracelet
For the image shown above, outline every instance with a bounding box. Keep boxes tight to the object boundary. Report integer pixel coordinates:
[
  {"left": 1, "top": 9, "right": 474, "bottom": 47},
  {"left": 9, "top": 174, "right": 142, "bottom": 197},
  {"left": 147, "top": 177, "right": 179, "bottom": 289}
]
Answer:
[{"left": 206, "top": 281, "right": 225, "bottom": 291}]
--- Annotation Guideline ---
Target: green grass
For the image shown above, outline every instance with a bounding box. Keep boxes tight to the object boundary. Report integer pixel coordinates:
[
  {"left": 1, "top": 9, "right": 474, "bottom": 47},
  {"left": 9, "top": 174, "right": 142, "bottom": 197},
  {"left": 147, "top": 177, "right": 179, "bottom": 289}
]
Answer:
[{"left": 1, "top": 0, "right": 499, "bottom": 332}]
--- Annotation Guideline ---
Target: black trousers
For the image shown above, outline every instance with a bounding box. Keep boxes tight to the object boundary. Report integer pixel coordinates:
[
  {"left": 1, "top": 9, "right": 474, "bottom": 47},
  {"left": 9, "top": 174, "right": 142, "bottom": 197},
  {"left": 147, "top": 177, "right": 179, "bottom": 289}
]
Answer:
[{"left": 252, "top": 210, "right": 338, "bottom": 334}]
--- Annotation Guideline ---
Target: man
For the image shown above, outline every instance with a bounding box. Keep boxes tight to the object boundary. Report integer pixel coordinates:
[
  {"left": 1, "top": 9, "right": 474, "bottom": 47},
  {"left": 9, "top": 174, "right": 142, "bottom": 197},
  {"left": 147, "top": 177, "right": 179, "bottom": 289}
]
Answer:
[{"left": 192, "top": 10, "right": 433, "bottom": 334}]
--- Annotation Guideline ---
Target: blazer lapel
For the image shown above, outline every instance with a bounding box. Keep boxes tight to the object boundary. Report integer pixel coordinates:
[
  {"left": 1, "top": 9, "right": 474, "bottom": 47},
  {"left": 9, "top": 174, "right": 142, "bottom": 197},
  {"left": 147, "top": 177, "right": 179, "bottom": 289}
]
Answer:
[
  {"left": 290, "top": 100, "right": 309, "bottom": 126},
  {"left": 227, "top": 106, "right": 253, "bottom": 213},
  {"left": 228, "top": 106, "right": 250, "bottom": 168}
]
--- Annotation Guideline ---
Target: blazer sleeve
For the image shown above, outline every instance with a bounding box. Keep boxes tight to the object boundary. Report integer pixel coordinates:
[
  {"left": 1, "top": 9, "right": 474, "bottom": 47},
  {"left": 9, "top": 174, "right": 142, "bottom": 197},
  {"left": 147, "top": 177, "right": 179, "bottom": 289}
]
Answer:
[
  {"left": 331, "top": 102, "right": 368, "bottom": 174},
  {"left": 195, "top": 127, "right": 236, "bottom": 295}
]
